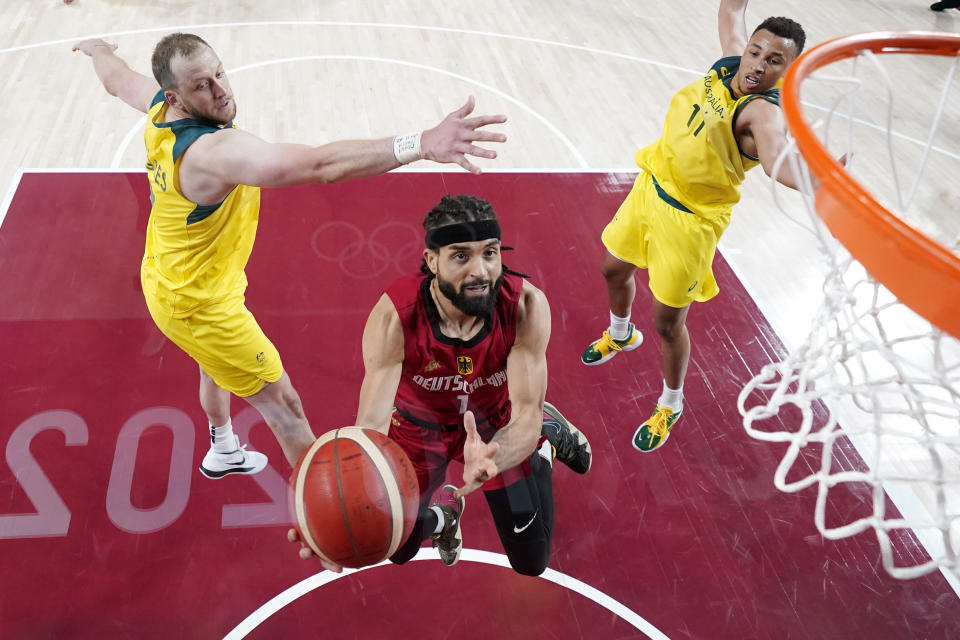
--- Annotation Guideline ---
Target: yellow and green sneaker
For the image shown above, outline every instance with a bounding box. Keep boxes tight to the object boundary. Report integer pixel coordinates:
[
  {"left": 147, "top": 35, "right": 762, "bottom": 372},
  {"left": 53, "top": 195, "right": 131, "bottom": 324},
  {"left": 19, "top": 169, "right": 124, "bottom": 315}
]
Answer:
[
  {"left": 580, "top": 323, "right": 642, "bottom": 366},
  {"left": 632, "top": 405, "right": 682, "bottom": 452}
]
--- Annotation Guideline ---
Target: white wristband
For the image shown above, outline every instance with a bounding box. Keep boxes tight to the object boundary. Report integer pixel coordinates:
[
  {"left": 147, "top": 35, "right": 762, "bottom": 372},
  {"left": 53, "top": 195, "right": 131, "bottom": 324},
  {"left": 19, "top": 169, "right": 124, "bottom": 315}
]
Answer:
[{"left": 393, "top": 131, "right": 422, "bottom": 165}]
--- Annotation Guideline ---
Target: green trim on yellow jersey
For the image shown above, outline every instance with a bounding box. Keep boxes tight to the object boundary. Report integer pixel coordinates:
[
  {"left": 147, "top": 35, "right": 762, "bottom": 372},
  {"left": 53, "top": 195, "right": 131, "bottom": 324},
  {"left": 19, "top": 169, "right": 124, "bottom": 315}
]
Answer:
[
  {"left": 651, "top": 175, "right": 693, "bottom": 214},
  {"left": 634, "top": 56, "right": 782, "bottom": 221},
  {"left": 141, "top": 93, "right": 261, "bottom": 317},
  {"left": 186, "top": 189, "right": 234, "bottom": 225},
  {"left": 732, "top": 94, "right": 779, "bottom": 162}
]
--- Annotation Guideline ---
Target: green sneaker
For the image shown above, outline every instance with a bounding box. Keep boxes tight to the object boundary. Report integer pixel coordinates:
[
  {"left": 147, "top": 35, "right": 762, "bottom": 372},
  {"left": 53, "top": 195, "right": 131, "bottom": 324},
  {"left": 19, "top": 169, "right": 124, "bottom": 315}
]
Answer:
[
  {"left": 580, "top": 323, "right": 642, "bottom": 366},
  {"left": 632, "top": 405, "right": 682, "bottom": 452}
]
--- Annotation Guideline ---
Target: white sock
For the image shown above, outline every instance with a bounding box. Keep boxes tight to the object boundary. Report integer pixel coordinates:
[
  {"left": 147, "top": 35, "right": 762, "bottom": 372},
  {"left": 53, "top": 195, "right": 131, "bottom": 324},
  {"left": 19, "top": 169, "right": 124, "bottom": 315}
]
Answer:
[
  {"left": 210, "top": 419, "right": 236, "bottom": 453},
  {"left": 537, "top": 438, "right": 553, "bottom": 467},
  {"left": 658, "top": 381, "right": 683, "bottom": 413},
  {"left": 429, "top": 505, "right": 445, "bottom": 534},
  {"left": 608, "top": 311, "right": 631, "bottom": 341}
]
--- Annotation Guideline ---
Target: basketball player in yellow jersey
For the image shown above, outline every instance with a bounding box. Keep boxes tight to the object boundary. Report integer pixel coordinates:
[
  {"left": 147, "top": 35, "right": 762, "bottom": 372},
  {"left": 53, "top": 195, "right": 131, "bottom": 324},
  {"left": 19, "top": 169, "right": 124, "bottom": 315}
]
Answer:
[
  {"left": 581, "top": 0, "right": 807, "bottom": 453},
  {"left": 72, "top": 34, "right": 506, "bottom": 507}
]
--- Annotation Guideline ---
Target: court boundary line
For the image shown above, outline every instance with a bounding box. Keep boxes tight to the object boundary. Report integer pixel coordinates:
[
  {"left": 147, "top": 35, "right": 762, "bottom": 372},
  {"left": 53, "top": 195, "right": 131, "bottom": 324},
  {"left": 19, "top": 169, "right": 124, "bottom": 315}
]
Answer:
[
  {"left": 221, "top": 547, "right": 672, "bottom": 640},
  {"left": 0, "top": 169, "right": 23, "bottom": 232}
]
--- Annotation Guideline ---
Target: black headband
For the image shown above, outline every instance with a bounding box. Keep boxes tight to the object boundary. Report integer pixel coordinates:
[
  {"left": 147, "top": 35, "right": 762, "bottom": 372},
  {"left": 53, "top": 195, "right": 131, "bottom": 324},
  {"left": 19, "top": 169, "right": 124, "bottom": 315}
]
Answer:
[{"left": 425, "top": 220, "right": 501, "bottom": 249}]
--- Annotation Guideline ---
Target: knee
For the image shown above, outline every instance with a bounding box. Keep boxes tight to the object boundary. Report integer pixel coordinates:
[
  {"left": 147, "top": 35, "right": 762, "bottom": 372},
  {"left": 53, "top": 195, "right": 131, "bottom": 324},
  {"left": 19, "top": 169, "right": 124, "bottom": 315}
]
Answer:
[
  {"left": 654, "top": 316, "right": 685, "bottom": 341},
  {"left": 280, "top": 388, "right": 306, "bottom": 421},
  {"left": 509, "top": 555, "right": 549, "bottom": 577},
  {"left": 503, "top": 537, "right": 550, "bottom": 576},
  {"left": 600, "top": 262, "right": 631, "bottom": 285}
]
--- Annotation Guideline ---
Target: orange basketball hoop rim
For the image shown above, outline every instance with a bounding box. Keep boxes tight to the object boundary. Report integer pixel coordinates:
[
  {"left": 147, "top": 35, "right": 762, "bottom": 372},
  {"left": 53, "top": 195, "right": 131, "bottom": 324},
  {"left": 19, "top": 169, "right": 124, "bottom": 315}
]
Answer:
[{"left": 781, "top": 31, "right": 960, "bottom": 339}]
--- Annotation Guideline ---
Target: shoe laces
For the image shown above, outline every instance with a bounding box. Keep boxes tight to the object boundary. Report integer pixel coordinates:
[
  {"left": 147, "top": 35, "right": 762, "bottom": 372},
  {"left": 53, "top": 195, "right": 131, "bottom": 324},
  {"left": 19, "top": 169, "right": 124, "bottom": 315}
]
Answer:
[
  {"left": 646, "top": 407, "right": 675, "bottom": 439},
  {"left": 594, "top": 330, "right": 623, "bottom": 354}
]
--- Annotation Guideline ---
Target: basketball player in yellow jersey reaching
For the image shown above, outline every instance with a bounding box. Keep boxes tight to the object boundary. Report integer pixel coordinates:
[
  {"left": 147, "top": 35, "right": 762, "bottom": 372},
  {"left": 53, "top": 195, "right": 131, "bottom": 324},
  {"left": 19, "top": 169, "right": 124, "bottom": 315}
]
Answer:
[
  {"left": 72, "top": 34, "right": 507, "bottom": 491},
  {"left": 580, "top": 0, "right": 806, "bottom": 452}
]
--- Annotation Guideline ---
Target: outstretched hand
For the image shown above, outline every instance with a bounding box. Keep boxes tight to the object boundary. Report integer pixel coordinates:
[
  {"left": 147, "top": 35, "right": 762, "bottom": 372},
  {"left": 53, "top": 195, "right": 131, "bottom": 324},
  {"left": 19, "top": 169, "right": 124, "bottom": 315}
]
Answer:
[
  {"left": 72, "top": 38, "right": 117, "bottom": 57},
  {"left": 455, "top": 410, "right": 500, "bottom": 498},
  {"left": 420, "top": 96, "right": 507, "bottom": 175},
  {"left": 287, "top": 528, "right": 344, "bottom": 573}
]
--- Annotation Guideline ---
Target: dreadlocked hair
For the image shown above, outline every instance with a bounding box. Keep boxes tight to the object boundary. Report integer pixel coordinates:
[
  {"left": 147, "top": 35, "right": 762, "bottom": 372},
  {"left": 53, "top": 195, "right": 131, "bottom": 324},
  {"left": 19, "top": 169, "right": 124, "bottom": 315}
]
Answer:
[
  {"left": 419, "top": 194, "right": 529, "bottom": 277},
  {"left": 422, "top": 194, "right": 498, "bottom": 231},
  {"left": 420, "top": 195, "right": 496, "bottom": 275}
]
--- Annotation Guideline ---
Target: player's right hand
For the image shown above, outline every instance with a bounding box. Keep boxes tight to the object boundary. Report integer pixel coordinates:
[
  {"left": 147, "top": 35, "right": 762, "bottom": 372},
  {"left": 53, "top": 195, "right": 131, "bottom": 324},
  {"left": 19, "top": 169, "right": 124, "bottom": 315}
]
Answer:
[
  {"left": 71, "top": 38, "right": 117, "bottom": 56},
  {"left": 456, "top": 410, "right": 500, "bottom": 498},
  {"left": 287, "top": 528, "right": 344, "bottom": 573}
]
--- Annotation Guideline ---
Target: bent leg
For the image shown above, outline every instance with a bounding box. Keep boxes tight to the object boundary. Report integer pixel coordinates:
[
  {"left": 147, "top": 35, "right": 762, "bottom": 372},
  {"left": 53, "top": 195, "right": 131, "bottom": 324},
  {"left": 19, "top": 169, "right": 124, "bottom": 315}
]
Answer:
[
  {"left": 244, "top": 371, "right": 315, "bottom": 466},
  {"left": 484, "top": 452, "right": 555, "bottom": 576},
  {"left": 388, "top": 420, "right": 451, "bottom": 565}
]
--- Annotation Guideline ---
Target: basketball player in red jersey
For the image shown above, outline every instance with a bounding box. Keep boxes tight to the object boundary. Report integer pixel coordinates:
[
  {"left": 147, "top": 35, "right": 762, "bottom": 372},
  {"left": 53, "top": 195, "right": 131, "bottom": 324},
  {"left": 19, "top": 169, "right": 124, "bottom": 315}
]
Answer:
[{"left": 293, "top": 194, "right": 591, "bottom": 573}]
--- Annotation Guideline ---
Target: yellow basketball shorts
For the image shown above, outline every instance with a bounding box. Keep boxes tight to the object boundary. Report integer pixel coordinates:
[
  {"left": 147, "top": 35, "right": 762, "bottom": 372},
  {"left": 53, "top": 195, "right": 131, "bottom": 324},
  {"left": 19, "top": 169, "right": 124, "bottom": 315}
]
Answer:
[
  {"left": 601, "top": 171, "right": 730, "bottom": 308},
  {"left": 144, "top": 294, "right": 283, "bottom": 397}
]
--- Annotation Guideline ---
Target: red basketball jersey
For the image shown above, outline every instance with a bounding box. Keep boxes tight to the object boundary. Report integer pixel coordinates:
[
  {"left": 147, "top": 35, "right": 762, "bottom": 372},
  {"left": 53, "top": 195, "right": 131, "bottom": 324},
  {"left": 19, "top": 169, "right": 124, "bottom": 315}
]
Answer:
[{"left": 386, "top": 272, "right": 522, "bottom": 432}]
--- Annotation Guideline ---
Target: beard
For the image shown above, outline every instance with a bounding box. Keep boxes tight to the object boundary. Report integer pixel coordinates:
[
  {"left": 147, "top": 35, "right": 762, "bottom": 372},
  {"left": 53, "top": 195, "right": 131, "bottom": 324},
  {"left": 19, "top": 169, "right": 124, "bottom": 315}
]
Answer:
[
  {"left": 182, "top": 97, "right": 236, "bottom": 126},
  {"left": 436, "top": 271, "right": 505, "bottom": 317}
]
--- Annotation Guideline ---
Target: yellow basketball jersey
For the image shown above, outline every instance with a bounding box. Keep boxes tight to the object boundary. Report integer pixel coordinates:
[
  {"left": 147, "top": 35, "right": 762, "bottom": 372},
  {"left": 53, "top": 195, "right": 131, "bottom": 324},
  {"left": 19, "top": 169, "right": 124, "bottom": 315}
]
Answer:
[
  {"left": 634, "top": 56, "right": 780, "bottom": 220},
  {"left": 141, "top": 91, "right": 261, "bottom": 317}
]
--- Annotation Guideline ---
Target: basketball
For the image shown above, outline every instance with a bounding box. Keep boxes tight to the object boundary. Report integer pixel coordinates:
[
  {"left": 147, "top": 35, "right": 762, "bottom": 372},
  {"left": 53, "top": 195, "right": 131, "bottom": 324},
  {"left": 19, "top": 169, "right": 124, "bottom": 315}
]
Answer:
[{"left": 290, "top": 427, "right": 420, "bottom": 568}]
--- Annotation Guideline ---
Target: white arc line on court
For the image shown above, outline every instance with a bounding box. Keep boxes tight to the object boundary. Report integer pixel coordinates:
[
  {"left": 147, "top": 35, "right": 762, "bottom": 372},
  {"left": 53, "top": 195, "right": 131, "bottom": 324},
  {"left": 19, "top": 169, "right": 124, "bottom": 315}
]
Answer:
[
  {"left": 111, "top": 54, "right": 588, "bottom": 169},
  {"left": 2, "top": 20, "right": 698, "bottom": 77},
  {"left": 17, "top": 19, "right": 960, "bottom": 162},
  {"left": 221, "top": 547, "right": 671, "bottom": 640}
]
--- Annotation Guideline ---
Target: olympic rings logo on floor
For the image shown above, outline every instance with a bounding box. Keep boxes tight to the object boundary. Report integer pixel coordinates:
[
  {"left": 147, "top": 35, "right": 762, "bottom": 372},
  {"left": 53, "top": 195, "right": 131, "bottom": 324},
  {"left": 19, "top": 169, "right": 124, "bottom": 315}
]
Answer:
[{"left": 310, "top": 220, "right": 423, "bottom": 279}]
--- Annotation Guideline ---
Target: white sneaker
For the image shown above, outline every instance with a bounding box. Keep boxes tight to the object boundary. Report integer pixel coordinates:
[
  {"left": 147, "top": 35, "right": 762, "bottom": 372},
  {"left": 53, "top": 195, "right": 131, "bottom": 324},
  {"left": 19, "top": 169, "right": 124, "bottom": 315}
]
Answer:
[{"left": 199, "top": 435, "right": 268, "bottom": 479}]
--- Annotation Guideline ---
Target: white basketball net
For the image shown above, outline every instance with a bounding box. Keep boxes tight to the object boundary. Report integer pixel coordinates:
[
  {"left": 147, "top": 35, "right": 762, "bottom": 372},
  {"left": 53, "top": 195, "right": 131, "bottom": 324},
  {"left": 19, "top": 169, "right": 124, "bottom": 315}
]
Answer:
[{"left": 738, "top": 39, "right": 960, "bottom": 580}]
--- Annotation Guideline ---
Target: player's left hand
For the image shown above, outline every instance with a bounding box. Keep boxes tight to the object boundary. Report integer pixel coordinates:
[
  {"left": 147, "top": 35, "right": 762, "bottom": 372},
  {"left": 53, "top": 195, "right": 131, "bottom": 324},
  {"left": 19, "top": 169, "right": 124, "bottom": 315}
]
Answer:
[
  {"left": 420, "top": 96, "right": 507, "bottom": 175},
  {"left": 456, "top": 410, "right": 500, "bottom": 498},
  {"left": 286, "top": 528, "right": 344, "bottom": 573},
  {"left": 71, "top": 38, "right": 118, "bottom": 57}
]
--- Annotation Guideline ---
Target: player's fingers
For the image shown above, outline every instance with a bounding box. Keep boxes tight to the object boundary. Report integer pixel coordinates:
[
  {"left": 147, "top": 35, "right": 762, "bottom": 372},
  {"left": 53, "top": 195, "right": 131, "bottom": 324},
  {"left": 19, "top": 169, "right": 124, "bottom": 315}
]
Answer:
[
  {"left": 468, "top": 130, "right": 507, "bottom": 144},
  {"left": 454, "top": 481, "right": 480, "bottom": 499},
  {"left": 287, "top": 528, "right": 300, "bottom": 543},
  {"left": 462, "top": 114, "right": 508, "bottom": 130},
  {"left": 448, "top": 95, "right": 476, "bottom": 119},
  {"left": 299, "top": 547, "right": 314, "bottom": 560},
  {"left": 456, "top": 156, "right": 482, "bottom": 175},
  {"left": 466, "top": 145, "right": 497, "bottom": 160}
]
